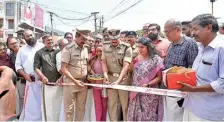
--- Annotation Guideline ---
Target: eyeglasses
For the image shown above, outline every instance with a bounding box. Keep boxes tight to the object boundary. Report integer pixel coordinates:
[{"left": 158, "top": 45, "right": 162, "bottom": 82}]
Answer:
[
  {"left": 65, "top": 36, "right": 72, "bottom": 39},
  {"left": 9, "top": 42, "right": 18, "bottom": 46},
  {"left": 164, "top": 27, "right": 177, "bottom": 35}
]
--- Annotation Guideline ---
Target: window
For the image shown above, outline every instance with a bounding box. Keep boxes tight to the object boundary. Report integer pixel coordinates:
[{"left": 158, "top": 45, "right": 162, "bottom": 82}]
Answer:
[
  {"left": 8, "top": 34, "right": 13, "bottom": 37},
  {"left": 0, "top": 19, "right": 3, "bottom": 28},
  {"left": 5, "top": 3, "right": 15, "bottom": 16},
  {"left": 8, "top": 19, "right": 14, "bottom": 29}
]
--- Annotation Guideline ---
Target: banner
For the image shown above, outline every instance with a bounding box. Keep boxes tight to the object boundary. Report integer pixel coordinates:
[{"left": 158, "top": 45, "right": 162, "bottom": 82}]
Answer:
[
  {"left": 35, "top": 4, "right": 43, "bottom": 29},
  {"left": 24, "top": 6, "right": 32, "bottom": 25}
]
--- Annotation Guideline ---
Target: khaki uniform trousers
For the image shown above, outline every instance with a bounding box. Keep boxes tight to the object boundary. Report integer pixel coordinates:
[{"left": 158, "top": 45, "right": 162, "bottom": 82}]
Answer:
[
  {"left": 107, "top": 75, "right": 129, "bottom": 121},
  {"left": 63, "top": 83, "right": 88, "bottom": 121}
]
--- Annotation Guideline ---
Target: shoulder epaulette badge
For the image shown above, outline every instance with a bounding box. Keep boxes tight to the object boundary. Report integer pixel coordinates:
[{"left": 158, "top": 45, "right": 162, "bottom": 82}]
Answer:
[
  {"left": 65, "top": 43, "right": 74, "bottom": 49},
  {"left": 103, "top": 41, "right": 110, "bottom": 44},
  {"left": 121, "top": 42, "right": 130, "bottom": 47}
]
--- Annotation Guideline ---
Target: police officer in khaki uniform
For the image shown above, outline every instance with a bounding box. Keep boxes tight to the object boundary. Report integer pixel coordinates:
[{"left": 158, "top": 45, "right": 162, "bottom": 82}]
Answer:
[
  {"left": 102, "top": 29, "right": 132, "bottom": 121},
  {"left": 126, "top": 31, "right": 138, "bottom": 76},
  {"left": 126, "top": 31, "right": 138, "bottom": 58},
  {"left": 61, "top": 29, "right": 91, "bottom": 121}
]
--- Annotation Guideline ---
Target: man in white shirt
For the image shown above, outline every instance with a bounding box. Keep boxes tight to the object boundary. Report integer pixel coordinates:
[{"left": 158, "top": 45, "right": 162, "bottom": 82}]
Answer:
[
  {"left": 56, "top": 38, "right": 68, "bottom": 121},
  {"left": 180, "top": 13, "right": 224, "bottom": 121},
  {"left": 219, "top": 23, "right": 224, "bottom": 35},
  {"left": 56, "top": 38, "right": 69, "bottom": 73},
  {"left": 218, "top": 23, "right": 224, "bottom": 40},
  {"left": 15, "top": 30, "right": 44, "bottom": 121}
]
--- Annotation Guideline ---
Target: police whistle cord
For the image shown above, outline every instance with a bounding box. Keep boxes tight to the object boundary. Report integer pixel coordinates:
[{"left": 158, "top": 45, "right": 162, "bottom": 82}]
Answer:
[{"left": 46, "top": 82, "right": 187, "bottom": 98}]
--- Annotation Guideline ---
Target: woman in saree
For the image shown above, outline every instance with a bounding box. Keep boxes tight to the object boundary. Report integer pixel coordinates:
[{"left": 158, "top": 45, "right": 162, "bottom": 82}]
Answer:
[{"left": 127, "top": 37, "right": 164, "bottom": 121}]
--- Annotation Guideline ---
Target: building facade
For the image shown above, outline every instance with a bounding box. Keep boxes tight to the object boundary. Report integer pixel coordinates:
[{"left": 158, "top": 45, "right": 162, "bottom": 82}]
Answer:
[{"left": 0, "top": 0, "right": 45, "bottom": 41}]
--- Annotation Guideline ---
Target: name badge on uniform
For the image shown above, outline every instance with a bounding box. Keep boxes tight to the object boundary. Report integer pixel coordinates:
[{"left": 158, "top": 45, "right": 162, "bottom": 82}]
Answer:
[
  {"left": 117, "top": 53, "right": 124, "bottom": 56},
  {"left": 73, "top": 54, "right": 80, "bottom": 57}
]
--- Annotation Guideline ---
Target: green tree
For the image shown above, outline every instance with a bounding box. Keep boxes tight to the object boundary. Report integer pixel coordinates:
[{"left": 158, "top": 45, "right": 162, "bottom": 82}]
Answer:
[{"left": 136, "top": 30, "right": 143, "bottom": 37}]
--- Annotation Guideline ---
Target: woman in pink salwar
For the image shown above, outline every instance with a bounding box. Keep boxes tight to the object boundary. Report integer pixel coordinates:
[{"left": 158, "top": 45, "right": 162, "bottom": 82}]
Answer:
[
  {"left": 89, "top": 46, "right": 107, "bottom": 121},
  {"left": 128, "top": 37, "right": 164, "bottom": 121}
]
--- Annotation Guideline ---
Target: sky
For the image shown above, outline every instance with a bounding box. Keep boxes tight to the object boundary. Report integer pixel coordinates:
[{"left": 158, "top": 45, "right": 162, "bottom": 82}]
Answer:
[{"left": 36, "top": 0, "right": 224, "bottom": 32}]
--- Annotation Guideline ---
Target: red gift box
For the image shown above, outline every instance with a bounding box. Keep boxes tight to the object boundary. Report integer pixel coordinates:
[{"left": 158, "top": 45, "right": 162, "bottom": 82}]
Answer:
[{"left": 162, "top": 66, "right": 196, "bottom": 89}]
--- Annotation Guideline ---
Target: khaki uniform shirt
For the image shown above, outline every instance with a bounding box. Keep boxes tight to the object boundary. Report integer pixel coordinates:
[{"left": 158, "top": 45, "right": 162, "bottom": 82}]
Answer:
[
  {"left": 102, "top": 41, "right": 132, "bottom": 84},
  {"left": 129, "top": 44, "right": 139, "bottom": 75},
  {"left": 132, "top": 44, "right": 139, "bottom": 58},
  {"left": 61, "top": 41, "right": 89, "bottom": 82}
]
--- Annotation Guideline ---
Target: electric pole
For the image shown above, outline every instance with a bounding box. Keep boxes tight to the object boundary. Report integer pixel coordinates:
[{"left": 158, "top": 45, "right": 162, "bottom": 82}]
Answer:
[
  {"left": 91, "top": 12, "right": 99, "bottom": 32},
  {"left": 99, "top": 18, "right": 102, "bottom": 28},
  {"left": 101, "top": 15, "right": 104, "bottom": 29},
  {"left": 48, "top": 11, "right": 54, "bottom": 35},
  {"left": 210, "top": 0, "right": 217, "bottom": 15}
]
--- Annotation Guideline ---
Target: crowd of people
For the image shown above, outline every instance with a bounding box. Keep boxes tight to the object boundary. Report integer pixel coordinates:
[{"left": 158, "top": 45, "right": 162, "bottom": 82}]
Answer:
[{"left": 0, "top": 13, "right": 224, "bottom": 121}]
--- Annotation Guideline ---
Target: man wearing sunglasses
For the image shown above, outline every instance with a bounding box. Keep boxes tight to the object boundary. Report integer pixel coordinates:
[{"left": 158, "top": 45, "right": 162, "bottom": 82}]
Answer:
[{"left": 163, "top": 19, "right": 198, "bottom": 121}]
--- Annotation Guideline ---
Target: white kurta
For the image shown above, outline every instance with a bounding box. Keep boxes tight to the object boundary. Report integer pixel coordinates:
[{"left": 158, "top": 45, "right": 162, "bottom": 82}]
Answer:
[
  {"left": 15, "top": 42, "right": 44, "bottom": 121},
  {"left": 42, "top": 85, "right": 63, "bottom": 121},
  {"left": 163, "top": 96, "right": 184, "bottom": 121},
  {"left": 56, "top": 51, "right": 61, "bottom": 72}
]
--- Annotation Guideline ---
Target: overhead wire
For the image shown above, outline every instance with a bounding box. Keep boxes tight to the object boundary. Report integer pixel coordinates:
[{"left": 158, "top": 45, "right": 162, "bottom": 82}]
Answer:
[
  {"left": 54, "top": 13, "right": 92, "bottom": 21},
  {"left": 20, "top": 0, "right": 92, "bottom": 27},
  {"left": 55, "top": 14, "right": 92, "bottom": 27},
  {"left": 20, "top": 0, "right": 90, "bottom": 15},
  {"left": 107, "top": 0, "right": 126, "bottom": 14},
  {"left": 104, "top": 0, "right": 144, "bottom": 22}
]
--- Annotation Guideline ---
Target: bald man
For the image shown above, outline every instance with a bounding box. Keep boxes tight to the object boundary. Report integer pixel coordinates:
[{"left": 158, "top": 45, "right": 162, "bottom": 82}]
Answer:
[{"left": 163, "top": 19, "right": 198, "bottom": 121}]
